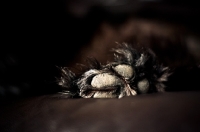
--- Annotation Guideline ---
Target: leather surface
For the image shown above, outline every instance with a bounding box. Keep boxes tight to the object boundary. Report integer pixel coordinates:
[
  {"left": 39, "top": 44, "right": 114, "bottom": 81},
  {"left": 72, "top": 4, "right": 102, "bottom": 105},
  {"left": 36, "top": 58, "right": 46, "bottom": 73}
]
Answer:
[{"left": 1, "top": 91, "right": 200, "bottom": 132}]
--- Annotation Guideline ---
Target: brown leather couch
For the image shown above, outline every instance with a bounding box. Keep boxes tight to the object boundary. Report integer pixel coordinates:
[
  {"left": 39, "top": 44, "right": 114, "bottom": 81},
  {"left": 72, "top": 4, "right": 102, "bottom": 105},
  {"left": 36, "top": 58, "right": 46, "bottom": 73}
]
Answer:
[{"left": 1, "top": 91, "right": 200, "bottom": 132}]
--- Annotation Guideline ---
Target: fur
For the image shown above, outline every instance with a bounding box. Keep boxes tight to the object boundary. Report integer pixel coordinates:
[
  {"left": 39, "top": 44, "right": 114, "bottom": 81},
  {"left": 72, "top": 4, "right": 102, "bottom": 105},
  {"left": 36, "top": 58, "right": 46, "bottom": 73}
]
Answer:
[{"left": 57, "top": 43, "right": 171, "bottom": 98}]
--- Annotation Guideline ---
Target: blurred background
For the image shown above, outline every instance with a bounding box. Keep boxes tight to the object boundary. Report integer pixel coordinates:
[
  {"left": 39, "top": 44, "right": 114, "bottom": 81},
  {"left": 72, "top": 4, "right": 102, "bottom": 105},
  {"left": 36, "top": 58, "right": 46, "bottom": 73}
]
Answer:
[{"left": 1, "top": 0, "right": 200, "bottom": 100}]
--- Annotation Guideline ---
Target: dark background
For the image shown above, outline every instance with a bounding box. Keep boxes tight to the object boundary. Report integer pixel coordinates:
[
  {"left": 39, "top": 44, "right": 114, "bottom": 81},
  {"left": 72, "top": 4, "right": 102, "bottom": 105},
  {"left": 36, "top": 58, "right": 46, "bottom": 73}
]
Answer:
[
  {"left": 1, "top": 0, "right": 200, "bottom": 100},
  {"left": 1, "top": 1, "right": 200, "bottom": 132}
]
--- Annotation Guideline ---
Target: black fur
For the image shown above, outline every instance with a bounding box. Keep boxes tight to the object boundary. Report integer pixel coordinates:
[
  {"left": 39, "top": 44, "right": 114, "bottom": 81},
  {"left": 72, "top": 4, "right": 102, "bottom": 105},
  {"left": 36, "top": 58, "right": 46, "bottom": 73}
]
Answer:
[{"left": 57, "top": 43, "right": 171, "bottom": 98}]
